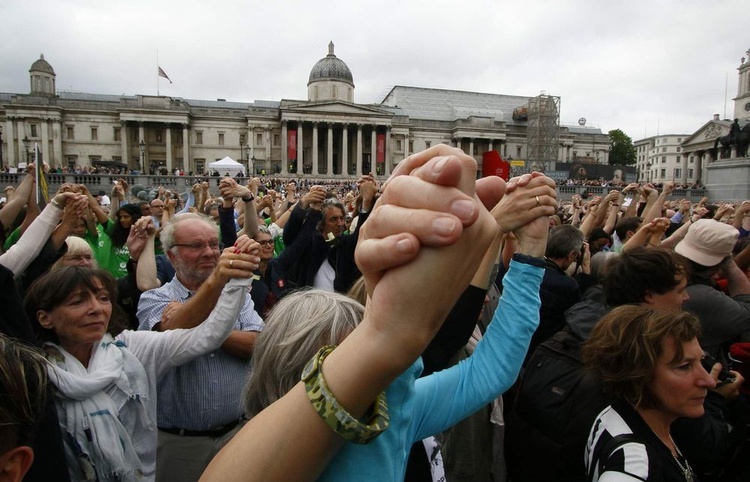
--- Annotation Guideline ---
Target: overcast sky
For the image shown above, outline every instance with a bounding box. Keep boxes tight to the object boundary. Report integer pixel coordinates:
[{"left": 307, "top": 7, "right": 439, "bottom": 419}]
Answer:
[{"left": 1, "top": 0, "right": 747, "bottom": 141}]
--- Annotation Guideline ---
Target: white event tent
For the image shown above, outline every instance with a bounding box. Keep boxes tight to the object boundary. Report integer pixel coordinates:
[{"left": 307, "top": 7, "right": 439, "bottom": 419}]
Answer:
[{"left": 208, "top": 156, "right": 246, "bottom": 176}]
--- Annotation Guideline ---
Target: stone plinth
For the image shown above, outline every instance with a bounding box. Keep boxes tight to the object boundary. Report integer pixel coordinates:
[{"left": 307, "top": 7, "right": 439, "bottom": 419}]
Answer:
[{"left": 706, "top": 157, "right": 750, "bottom": 201}]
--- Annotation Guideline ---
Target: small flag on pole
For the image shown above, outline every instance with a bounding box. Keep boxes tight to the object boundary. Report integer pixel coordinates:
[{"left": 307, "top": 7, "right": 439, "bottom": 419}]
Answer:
[{"left": 158, "top": 66, "right": 172, "bottom": 84}]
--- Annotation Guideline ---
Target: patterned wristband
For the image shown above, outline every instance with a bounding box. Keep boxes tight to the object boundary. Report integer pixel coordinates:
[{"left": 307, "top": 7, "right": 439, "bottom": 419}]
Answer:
[{"left": 301, "top": 345, "right": 389, "bottom": 444}]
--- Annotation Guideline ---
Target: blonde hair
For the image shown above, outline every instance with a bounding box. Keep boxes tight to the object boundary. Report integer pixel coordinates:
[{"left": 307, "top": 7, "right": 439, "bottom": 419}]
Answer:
[{"left": 50, "top": 236, "right": 96, "bottom": 271}]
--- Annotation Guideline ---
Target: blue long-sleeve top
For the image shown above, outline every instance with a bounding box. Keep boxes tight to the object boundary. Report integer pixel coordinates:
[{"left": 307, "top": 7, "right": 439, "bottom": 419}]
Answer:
[{"left": 319, "top": 258, "right": 543, "bottom": 481}]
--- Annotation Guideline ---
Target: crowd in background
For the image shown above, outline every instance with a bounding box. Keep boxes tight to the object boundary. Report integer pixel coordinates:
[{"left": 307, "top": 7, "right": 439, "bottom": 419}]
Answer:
[{"left": 0, "top": 147, "right": 749, "bottom": 482}]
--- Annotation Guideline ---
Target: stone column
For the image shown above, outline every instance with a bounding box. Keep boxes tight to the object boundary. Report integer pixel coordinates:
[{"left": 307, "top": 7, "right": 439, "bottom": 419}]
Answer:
[
  {"left": 385, "top": 127, "right": 392, "bottom": 176},
  {"left": 455, "top": 138, "right": 461, "bottom": 151},
  {"left": 41, "top": 119, "right": 50, "bottom": 165},
  {"left": 681, "top": 154, "right": 688, "bottom": 185},
  {"left": 121, "top": 121, "right": 129, "bottom": 168},
  {"left": 165, "top": 124, "right": 173, "bottom": 171},
  {"left": 296, "top": 123, "right": 303, "bottom": 175},
  {"left": 326, "top": 123, "right": 333, "bottom": 176},
  {"left": 370, "top": 127, "right": 377, "bottom": 175},
  {"left": 342, "top": 124, "right": 349, "bottom": 175},
  {"left": 139, "top": 123, "right": 146, "bottom": 169},
  {"left": 489, "top": 139, "right": 494, "bottom": 152},
  {"left": 356, "top": 124, "right": 363, "bottom": 176},
  {"left": 182, "top": 124, "right": 190, "bottom": 172},
  {"left": 5, "top": 118, "right": 15, "bottom": 166},
  {"left": 281, "top": 121, "right": 288, "bottom": 169},
  {"left": 469, "top": 139, "right": 474, "bottom": 159},
  {"left": 17, "top": 121, "right": 27, "bottom": 165},
  {"left": 52, "top": 121, "right": 62, "bottom": 167},
  {"left": 404, "top": 134, "right": 409, "bottom": 157},
  {"left": 312, "top": 122, "right": 319, "bottom": 175}
]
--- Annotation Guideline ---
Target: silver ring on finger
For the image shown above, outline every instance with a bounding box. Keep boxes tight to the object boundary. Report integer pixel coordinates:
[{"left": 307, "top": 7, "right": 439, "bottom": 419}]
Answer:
[
  {"left": 229, "top": 260, "right": 234, "bottom": 268},
  {"left": 535, "top": 195, "right": 541, "bottom": 206}
]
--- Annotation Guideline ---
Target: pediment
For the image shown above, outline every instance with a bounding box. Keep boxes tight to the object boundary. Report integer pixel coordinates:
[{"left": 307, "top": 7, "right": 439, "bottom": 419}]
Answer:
[
  {"left": 282, "top": 100, "right": 392, "bottom": 117},
  {"left": 682, "top": 120, "right": 730, "bottom": 147}
]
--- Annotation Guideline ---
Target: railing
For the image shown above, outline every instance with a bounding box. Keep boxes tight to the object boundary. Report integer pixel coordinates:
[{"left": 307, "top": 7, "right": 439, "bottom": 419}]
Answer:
[
  {"left": 0, "top": 172, "right": 711, "bottom": 202},
  {"left": 556, "top": 185, "right": 708, "bottom": 202}
]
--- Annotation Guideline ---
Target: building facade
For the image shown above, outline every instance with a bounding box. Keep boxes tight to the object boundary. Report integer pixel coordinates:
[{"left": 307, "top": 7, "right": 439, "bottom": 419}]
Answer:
[
  {"left": 634, "top": 134, "right": 690, "bottom": 184},
  {"left": 1, "top": 45, "right": 611, "bottom": 178}
]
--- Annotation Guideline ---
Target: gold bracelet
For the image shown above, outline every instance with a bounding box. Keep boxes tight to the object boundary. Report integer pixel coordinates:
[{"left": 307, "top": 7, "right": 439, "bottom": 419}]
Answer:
[{"left": 301, "top": 345, "right": 389, "bottom": 444}]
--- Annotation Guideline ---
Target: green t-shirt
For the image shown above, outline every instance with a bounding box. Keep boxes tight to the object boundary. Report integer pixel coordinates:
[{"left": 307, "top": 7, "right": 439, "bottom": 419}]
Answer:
[
  {"left": 3, "top": 227, "right": 21, "bottom": 251},
  {"left": 85, "top": 219, "right": 130, "bottom": 278},
  {"left": 264, "top": 218, "right": 286, "bottom": 258}
]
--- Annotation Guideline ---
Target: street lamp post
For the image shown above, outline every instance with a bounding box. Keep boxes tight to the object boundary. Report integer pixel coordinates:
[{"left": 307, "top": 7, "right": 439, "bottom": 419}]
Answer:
[
  {"left": 22, "top": 136, "right": 31, "bottom": 165},
  {"left": 139, "top": 140, "right": 145, "bottom": 173},
  {"left": 251, "top": 156, "right": 256, "bottom": 176}
]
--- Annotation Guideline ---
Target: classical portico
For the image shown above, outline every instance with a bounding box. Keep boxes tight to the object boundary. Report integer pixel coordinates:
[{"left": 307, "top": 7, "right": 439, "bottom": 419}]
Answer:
[{"left": 280, "top": 102, "right": 393, "bottom": 176}]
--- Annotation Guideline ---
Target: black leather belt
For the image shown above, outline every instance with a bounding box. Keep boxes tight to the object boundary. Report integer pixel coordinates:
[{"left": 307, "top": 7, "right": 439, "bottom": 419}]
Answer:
[{"left": 159, "top": 418, "right": 241, "bottom": 437}]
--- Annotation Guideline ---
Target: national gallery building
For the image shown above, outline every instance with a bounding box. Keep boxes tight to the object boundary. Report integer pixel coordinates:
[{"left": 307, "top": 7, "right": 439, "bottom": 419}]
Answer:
[{"left": 0, "top": 43, "right": 610, "bottom": 178}]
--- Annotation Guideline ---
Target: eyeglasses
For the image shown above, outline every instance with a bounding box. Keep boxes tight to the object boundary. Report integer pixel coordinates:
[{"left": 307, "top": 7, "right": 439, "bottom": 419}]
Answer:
[
  {"left": 257, "top": 240, "right": 274, "bottom": 247},
  {"left": 172, "top": 240, "right": 221, "bottom": 251}
]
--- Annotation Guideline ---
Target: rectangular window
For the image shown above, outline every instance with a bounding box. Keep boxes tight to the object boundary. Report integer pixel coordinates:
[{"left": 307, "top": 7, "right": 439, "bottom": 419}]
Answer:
[
  {"left": 660, "top": 168, "right": 666, "bottom": 178},
  {"left": 114, "top": 127, "right": 121, "bottom": 142},
  {"left": 196, "top": 131, "right": 203, "bottom": 144},
  {"left": 67, "top": 126, "right": 75, "bottom": 140},
  {"left": 91, "top": 127, "right": 98, "bottom": 141},
  {"left": 396, "top": 139, "right": 402, "bottom": 151},
  {"left": 662, "top": 147, "right": 667, "bottom": 153},
  {"left": 676, "top": 147, "right": 681, "bottom": 152},
  {"left": 273, "top": 134, "right": 280, "bottom": 146},
  {"left": 240, "top": 134, "right": 246, "bottom": 145},
  {"left": 112, "top": 156, "right": 122, "bottom": 163},
  {"left": 517, "top": 146, "right": 522, "bottom": 158},
  {"left": 674, "top": 168, "right": 682, "bottom": 178},
  {"left": 425, "top": 140, "right": 431, "bottom": 148},
  {"left": 195, "top": 159, "right": 205, "bottom": 174},
  {"left": 662, "top": 156, "right": 666, "bottom": 163},
  {"left": 409, "top": 140, "right": 414, "bottom": 153},
  {"left": 218, "top": 133, "right": 225, "bottom": 146},
  {"left": 256, "top": 133, "right": 263, "bottom": 146},
  {"left": 30, "top": 124, "right": 38, "bottom": 137},
  {"left": 688, "top": 169, "right": 694, "bottom": 178},
  {"left": 89, "top": 155, "right": 101, "bottom": 164}
]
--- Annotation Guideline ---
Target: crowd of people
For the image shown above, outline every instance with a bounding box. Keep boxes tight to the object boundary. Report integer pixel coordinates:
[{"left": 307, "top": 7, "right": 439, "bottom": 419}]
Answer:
[{"left": 0, "top": 146, "right": 749, "bottom": 482}]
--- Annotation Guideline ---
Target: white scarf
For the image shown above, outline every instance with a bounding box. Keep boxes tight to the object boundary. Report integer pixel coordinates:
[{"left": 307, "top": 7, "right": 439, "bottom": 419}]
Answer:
[{"left": 45, "top": 334, "right": 154, "bottom": 481}]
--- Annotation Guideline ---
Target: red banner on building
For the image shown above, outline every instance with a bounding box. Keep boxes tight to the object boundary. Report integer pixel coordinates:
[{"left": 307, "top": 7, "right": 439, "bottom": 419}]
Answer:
[
  {"left": 288, "top": 130, "right": 297, "bottom": 160},
  {"left": 482, "top": 150, "right": 510, "bottom": 181},
  {"left": 376, "top": 134, "right": 385, "bottom": 164}
]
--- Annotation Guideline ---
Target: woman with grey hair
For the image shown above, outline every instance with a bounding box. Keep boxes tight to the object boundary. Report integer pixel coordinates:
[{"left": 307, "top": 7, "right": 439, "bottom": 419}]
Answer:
[{"left": 244, "top": 289, "right": 363, "bottom": 417}]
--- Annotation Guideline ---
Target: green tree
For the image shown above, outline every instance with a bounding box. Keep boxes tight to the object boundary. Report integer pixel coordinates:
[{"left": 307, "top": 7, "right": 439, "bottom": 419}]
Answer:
[{"left": 608, "top": 129, "right": 637, "bottom": 165}]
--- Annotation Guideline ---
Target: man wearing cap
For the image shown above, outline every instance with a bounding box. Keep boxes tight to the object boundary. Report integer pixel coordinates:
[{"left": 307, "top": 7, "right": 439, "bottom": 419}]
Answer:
[{"left": 675, "top": 219, "right": 750, "bottom": 365}]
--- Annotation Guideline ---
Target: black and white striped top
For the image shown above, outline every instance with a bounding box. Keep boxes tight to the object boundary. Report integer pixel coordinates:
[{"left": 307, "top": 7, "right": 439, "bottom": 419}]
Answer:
[{"left": 585, "top": 400, "right": 695, "bottom": 481}]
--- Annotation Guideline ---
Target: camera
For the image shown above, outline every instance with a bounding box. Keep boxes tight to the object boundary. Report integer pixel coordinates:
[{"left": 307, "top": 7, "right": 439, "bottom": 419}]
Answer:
[{"left": 701, "top": 353, "right": 734, "bottom": 386}]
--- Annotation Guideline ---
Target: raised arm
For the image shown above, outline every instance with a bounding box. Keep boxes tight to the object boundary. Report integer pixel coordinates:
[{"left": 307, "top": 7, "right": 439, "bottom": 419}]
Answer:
[
  {"left": 137, "top": 237, "right": 261, "bottom": 332},
  {"left": 0, "top": 193, "right": 85, "bottom": 275},
  {"left": 0, "top": 168, "right": 35, "bottom": 232},
  {"left": 201, "top": 146, "right": 501, "bottom": 482}
]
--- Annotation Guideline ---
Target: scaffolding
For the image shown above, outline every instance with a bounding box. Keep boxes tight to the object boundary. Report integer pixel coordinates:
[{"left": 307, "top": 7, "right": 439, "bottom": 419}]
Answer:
[{"left": 526, "top": 94, "right": 560, "bottom": 172}]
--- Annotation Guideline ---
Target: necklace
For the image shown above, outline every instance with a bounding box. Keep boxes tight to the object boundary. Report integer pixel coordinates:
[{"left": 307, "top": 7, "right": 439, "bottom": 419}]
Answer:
[{"left": 668, "top": 434, "right": 695, "bottom": 482}]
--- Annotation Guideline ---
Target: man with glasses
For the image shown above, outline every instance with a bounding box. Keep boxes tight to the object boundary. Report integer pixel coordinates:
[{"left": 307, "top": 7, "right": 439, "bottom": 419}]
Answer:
[{"left": 136, "top": 213, "right": 264, "bottom": 482}]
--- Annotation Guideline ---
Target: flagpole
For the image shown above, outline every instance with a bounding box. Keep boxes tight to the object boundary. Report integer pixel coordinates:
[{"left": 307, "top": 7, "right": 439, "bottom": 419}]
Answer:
[{"left": 157, "top": 49, "right": 160, "bottom": 96}]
